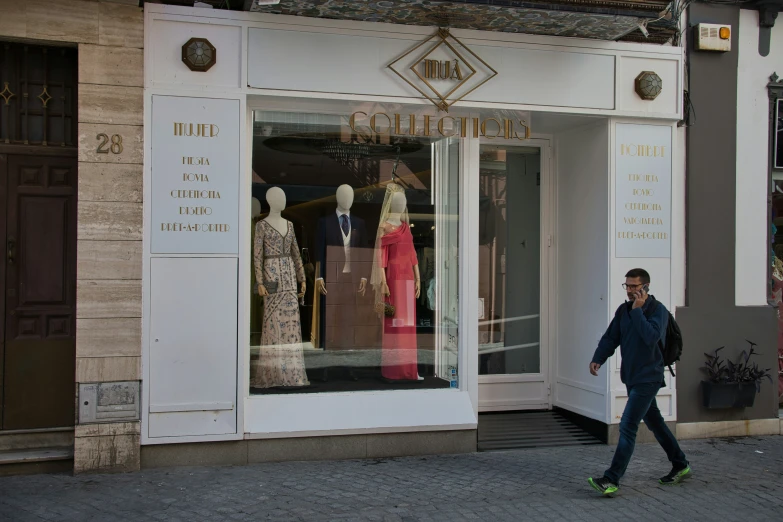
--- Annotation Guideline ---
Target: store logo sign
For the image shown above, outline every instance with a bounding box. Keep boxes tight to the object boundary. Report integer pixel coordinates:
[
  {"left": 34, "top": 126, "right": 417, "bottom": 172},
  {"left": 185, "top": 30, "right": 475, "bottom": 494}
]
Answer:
[{"left": 388, "top": 28, "right": 498, "bottom": 112}]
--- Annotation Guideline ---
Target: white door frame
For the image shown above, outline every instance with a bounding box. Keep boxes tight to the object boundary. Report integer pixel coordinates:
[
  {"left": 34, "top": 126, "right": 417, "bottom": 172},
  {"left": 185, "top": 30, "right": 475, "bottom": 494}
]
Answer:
[{"left": 476, "top": 137, "right": 554, "bottom": 412}]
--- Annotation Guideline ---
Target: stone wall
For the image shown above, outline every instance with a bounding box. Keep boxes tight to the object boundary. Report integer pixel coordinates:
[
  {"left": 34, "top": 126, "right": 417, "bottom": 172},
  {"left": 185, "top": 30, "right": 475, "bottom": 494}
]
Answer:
[{"left": 0, "top": 0, "right": 144, "bottom": 473}]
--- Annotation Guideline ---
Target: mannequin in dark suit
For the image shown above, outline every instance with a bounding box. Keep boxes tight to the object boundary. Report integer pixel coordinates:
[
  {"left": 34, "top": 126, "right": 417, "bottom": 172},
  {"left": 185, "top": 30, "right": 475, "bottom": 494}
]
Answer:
[{"left": 315, "top": 185, "right": 370, "bottom": 359}]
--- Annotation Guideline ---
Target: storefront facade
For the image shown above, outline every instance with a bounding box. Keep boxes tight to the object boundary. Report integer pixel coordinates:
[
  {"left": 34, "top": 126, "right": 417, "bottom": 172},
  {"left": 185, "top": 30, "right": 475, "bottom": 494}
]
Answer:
[{"left": 140, "top": 4, "right": 684, "bottom": 464}]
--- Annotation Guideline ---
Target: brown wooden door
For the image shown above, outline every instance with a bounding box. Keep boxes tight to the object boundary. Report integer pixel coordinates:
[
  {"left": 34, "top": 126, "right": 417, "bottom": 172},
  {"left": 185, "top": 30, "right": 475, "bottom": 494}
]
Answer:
[{"left": 0, "top": 153, "right": 77, "bottom": 430}]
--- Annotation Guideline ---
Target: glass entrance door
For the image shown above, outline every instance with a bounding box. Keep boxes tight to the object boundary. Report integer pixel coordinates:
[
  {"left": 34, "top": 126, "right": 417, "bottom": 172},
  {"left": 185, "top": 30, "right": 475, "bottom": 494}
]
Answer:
[{"left": 477, "top": 143, "right": 551, "bottom": 411}]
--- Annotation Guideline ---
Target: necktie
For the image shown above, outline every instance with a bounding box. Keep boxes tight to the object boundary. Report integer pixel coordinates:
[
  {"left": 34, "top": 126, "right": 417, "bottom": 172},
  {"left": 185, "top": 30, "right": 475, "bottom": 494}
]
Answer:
[{"left": 340, "top": 214, "right": 350, "bottom": 236}]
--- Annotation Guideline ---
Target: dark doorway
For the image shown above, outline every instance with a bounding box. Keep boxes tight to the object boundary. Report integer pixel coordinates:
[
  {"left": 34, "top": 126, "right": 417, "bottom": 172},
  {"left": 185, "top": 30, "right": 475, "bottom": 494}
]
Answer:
[{"left": 0, "top": 42, "right": 78, "bottom": 430}]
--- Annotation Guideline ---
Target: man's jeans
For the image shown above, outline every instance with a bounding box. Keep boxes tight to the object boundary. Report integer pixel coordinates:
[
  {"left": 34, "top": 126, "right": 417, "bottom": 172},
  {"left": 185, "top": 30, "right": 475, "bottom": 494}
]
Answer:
[{"left": 604, "top": 381, "right": 688, "bottom": 485}]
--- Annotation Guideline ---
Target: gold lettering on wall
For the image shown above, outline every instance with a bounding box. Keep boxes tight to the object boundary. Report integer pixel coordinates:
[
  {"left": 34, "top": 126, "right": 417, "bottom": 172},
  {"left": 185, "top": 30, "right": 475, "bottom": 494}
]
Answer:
[
  {"left": 173, "top": 122, "right": 220, "bottom": 137},
  {"left": 617, "top": 232, "right": 668, "bottom": 240},
  {"left": 620, "top": 144, "right": 666, "bottom": 157},
  {"left": 347, "top": 112, "right": 531, "bottom": 141},
  {"left": 423, "top": 60, "right": 464, "bottom": 81},
  {"left": 183, "top": 156, "right": 210, "bottom": 165},
  {"left": 480, "top": 118, "right": 502, "bottom": 139},
  {"left": 183, "top": 173, "right": 210, "bottom": 182},
  {"left": 179, "top": 206, "right": 213, "bottom": 216},
  {"left": 170, "top": 190, "right": 222, "bottom": 199},
  {"left": 160, "top": 223, "right": 231, "bottom": 232}
]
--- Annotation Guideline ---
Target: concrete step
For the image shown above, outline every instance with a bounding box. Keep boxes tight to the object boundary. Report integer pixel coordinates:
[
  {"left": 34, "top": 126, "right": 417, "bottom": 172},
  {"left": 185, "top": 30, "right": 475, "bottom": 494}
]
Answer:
[
  {"left": 0, "top": 447, "right": 73, "bottom": 476},
  {"left": 0, "top": 427, "right": 74, "bottom": 452}
]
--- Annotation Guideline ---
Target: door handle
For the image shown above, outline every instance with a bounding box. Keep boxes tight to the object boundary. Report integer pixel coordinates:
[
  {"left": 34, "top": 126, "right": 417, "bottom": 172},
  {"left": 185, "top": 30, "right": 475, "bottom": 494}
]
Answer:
[{"left": 7, "top": 236, "right": 15, "bottom": 265}]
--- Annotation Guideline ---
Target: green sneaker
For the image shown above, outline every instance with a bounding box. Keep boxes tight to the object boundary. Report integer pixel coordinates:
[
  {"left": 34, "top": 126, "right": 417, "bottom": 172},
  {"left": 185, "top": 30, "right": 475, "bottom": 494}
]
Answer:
[
  {"left": 659, "top": 465, "right": 691, "bottom": 485},
  {"left": 588, "top": 476, "right": 619, "bottom": 496}
]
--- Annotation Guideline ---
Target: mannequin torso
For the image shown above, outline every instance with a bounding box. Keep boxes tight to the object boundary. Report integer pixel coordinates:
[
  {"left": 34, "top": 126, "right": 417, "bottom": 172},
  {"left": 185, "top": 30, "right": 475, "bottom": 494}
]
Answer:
[
  {"left": 257, "top": 187, "right": 305, "bottom": 297},
  {"left": 316, "top": 185, "right": 367, "bottom": 296},
  {"left": 263, "top": 212, "right": 289, "bottom": 237}
]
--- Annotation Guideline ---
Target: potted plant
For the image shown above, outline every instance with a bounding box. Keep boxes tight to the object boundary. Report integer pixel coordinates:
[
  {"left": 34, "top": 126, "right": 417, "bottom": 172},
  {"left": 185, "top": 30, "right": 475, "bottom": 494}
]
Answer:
[{"left": 701, "top": 341, "right": 773, "bottom": 409}]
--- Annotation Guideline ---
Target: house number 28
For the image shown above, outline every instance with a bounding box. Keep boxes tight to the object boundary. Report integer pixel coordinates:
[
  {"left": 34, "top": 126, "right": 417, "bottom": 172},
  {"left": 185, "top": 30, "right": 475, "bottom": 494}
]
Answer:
[{"left": 96, "top": 133, "right": 123, "bottom": 154}]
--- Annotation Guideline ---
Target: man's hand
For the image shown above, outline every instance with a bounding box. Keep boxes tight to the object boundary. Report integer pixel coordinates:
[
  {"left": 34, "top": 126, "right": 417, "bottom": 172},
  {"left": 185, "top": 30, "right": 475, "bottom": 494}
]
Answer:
[
  {"left": 631, "top": 290, "right": 646, "bottom": 310},
  {"left": 590, "top": 362, "right": 601, "bottom": 376}
]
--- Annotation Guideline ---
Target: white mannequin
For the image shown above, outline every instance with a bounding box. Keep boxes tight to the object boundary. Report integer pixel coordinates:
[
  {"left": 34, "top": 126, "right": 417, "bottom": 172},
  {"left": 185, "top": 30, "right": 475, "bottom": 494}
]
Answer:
[
  {"left": 258, "top": 187, "right": 306, "bottom": 297},
  {"left": 251, "top": 197, "right": 262, "bottom": 219},
  {"left": 386, "top": 191, "right": 406, "bottom": 227},
  {"left": 380, "top": 191, "right": 421, "bottom": 300},
  {"left": 263, "top": 187, "right": 288, "bottom": 236},
  {"left": 316, "top": 184, "right": 367, "bottom": 297}
]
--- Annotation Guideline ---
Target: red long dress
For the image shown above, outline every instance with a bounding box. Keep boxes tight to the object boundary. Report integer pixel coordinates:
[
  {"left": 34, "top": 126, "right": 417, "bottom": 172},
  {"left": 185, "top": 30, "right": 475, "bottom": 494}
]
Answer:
[{"left": 380, "top": 222, "right": 419, "bottom": 380}]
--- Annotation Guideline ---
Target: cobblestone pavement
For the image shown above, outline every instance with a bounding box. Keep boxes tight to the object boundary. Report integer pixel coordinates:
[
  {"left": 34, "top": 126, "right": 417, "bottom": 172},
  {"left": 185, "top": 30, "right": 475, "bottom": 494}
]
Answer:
[{"left": 1, "top": 436, "right": 782, "bottom": 522}]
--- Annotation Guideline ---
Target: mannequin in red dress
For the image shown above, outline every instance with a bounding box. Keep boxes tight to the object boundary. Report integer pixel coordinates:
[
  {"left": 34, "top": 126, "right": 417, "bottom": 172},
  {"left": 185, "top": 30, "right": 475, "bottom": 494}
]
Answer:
[
  {"left": 772, "top": 258, "right": 783, "bottom": 402},
  {"left": 379, "top": 191, "right": 422, "bottom": 381}
]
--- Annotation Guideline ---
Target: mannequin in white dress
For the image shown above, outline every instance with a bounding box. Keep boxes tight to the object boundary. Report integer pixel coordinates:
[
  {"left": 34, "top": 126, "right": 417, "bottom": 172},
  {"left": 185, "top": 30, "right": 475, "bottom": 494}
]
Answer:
[
  {"left": 258, "top": 187, "right": 306, "bottom": 298},
  {"left": 250, "top": 186, "right": 310, "bottom": 388}
]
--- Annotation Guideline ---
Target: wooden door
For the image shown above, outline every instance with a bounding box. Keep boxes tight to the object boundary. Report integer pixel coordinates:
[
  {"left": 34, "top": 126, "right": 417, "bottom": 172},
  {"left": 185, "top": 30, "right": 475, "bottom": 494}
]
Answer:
[{"left": 0, "top": 154, "right": 77, "bottom": 430}]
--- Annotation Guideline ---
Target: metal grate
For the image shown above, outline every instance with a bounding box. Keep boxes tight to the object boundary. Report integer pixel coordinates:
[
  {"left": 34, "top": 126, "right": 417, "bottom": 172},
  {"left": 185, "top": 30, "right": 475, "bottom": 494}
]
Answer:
[
  {"left": 0, "top": 42, "right": 78, "bottom": 147},
  {"left": 478, "top": 411, "right": 603, "bottom": 451}
]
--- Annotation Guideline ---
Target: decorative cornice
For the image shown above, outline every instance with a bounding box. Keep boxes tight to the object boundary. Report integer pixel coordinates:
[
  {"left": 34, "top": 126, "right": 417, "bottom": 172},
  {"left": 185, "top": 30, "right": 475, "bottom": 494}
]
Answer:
[{"left": 769, "top": 72, "right": 783, "bottom": 98}]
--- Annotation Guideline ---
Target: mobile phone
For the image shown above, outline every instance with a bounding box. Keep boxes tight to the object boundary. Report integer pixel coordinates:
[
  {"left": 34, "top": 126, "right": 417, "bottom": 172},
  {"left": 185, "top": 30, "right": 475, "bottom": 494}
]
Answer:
[{"left": 642, "top": 284, "right": 649, "bottom": 294}]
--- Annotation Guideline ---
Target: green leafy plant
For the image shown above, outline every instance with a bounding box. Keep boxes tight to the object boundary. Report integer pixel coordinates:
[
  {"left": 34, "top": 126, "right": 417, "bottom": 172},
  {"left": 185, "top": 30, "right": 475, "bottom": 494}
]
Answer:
[{"left": 701, "top": 341, "right": 773, "bottom": 392}]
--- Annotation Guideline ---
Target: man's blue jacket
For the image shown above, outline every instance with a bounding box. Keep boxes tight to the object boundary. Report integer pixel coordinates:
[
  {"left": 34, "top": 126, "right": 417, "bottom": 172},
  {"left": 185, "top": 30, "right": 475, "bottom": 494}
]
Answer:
[{"left": 591, "top": 296, "right": 667, "bottom": 386}]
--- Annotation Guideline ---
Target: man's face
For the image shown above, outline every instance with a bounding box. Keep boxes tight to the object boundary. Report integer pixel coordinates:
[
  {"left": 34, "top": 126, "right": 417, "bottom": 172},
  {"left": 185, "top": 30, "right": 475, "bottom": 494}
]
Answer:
[{"left": 625, "top": 277, "right": 645, "bottom": 300}]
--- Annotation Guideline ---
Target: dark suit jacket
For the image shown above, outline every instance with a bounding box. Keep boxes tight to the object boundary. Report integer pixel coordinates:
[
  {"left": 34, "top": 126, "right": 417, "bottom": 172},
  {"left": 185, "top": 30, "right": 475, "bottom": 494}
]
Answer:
[{"left": 315, "top": 213, "right": 369, "bottom": 282}]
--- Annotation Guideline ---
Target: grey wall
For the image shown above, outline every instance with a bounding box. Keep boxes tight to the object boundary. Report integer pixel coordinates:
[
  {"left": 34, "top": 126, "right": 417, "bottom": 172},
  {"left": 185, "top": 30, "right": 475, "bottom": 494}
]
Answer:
[{"left": 677, "top": 4, "right": 778, "bottom": 422}]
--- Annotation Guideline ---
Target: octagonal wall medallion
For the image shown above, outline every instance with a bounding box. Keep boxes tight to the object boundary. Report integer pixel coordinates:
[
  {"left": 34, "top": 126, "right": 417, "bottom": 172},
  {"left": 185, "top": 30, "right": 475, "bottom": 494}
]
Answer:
[
  {"left": 635, "top": 71, "right": 663, "bottom": 101},
  {"left": 182, "top": 38, "right": 217, "bottom": 72}
]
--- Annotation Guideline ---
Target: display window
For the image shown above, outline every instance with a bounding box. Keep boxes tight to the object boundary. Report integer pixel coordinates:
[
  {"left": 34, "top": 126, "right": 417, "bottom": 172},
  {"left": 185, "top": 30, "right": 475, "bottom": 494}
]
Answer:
[{"left": 248, "top": 101, "right": 463, "bottom": 395}]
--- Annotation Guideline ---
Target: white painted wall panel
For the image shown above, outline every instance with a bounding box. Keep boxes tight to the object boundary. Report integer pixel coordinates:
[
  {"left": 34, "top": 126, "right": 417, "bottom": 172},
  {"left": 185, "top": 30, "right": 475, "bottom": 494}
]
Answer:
[
  {"left": 150, "top": 19, "right": 241, "bottom": 89},
  {"left": 148, "top": 257, "right": 238, "bottom": 438},
  {"left": 609, "top": 121, "right": 677, "bottom": 423},
  {"left": 247, "top": 28, "right": 615, "bottom": 110},
  {"left": 554, "top": 121, "right": 610, "bottom": 423},
  {"left": 615, "top": 124, "right": 672, "bottom": 258},
  {"left": 248, "top": 28, "right": 412, "bottom": 97},
  {"left": 735, "top": 11, "right": 783, "bottom": 306},
  {"left": 150, "top": 96, "right": 240, "bottom": 255},
  {"left": 617, "top": 56, "right": 680, "bottom": 115},
  {"left": 462, "top": 46, "right": 615, "bottom": 109},
  {"left": 244, "top": 390, "right": 476, "bottom": 437}
]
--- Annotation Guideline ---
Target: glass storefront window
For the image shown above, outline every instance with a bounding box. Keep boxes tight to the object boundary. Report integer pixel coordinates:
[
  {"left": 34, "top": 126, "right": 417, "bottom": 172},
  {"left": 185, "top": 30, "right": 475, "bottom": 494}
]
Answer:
[
  {"left": 248, "top": 101, "right": 460, "bottom": 394},
  {"left": 478, "top": 145, "right": 542, "bottom": 376}
]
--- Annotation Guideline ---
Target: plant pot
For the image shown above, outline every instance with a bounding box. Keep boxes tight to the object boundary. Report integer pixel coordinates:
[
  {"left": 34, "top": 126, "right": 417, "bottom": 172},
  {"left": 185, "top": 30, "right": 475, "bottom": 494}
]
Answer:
[
  {"left": 702, "top": 381, "right": 739, "bottom": 409},
  {"left": 734, "top": 382, "right": 757, "bottom": 408}
]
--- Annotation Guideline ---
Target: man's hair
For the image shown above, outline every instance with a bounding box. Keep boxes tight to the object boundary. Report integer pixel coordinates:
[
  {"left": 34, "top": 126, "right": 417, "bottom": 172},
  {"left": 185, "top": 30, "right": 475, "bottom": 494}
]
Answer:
[{"left": 625, "top": 268, "right": 651, "bottom": 284}]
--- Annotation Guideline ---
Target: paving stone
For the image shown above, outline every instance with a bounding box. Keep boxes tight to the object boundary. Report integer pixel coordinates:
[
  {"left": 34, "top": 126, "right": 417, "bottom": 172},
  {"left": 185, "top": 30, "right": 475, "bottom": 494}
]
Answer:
[{"left": 0, "top": 437, "right": 782, "bottom": 521}]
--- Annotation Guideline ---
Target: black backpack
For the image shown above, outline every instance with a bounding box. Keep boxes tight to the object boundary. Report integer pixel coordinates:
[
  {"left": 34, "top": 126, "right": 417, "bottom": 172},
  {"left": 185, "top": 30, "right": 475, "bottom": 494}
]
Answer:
[{"left": 617, "top": 299, "right": 683, "bottom": 376}]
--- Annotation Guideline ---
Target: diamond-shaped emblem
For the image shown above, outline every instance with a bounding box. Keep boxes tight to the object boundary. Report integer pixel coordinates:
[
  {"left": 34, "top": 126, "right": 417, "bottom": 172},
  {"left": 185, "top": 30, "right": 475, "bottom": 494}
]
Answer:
[
  {"left": 37, "top": 86, "right": 52, "bottom": 108},
  {"left": 389, "top": 28, "right": 498, "bottom": 112}
]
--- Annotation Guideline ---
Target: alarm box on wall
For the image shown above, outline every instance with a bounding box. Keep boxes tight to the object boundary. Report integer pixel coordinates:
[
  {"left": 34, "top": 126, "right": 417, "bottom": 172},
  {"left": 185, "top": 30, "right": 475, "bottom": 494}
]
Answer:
[{"left": 694, "top": 23, "right": 731, "bottom": 52}]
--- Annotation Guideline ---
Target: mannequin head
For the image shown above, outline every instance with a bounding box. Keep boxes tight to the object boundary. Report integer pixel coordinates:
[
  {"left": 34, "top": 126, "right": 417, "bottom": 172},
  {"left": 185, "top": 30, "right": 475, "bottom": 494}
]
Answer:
[
  {"left": 389, "top": 191, "right": 407, "bottom": 214},
  {"left": 266, "top": 187, "right": 286, "bottom": 212},
  {"left": 336, "top": 184, "right": 354, "bottom": 212},
  {"left": 251, "top": 197, "right": 262, "bottom": 218}
]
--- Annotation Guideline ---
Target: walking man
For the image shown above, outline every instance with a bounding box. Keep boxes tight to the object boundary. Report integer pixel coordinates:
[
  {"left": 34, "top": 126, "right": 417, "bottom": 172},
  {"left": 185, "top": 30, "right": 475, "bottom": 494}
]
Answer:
[{"left": 588, "top": 268, "right": 690, "bottom": 496}]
